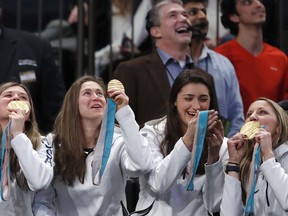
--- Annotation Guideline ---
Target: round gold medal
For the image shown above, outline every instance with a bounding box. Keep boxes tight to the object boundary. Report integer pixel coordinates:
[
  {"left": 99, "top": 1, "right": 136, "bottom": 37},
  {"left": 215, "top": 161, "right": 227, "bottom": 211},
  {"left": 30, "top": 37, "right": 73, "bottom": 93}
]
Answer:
[
  {"left": 107, "top": 79, "right": 125, "bottom": 92},
  {"left": 240, "top": 121, "right": 260, "bottom": 140},
  {"left": 7, "top": 101, "right": 30, "bottom": 114}
]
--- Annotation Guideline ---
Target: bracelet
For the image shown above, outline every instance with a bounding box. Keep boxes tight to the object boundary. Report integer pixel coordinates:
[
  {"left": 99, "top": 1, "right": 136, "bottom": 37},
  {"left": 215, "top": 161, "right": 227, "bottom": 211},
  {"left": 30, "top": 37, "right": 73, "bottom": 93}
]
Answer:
[{"left": 225, "top": 164, "right": 240, "bottom": 174}]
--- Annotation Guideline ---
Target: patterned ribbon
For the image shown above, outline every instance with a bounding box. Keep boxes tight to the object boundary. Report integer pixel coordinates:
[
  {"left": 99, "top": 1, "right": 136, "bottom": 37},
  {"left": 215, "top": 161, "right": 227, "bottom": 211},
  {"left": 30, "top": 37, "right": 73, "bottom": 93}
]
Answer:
[
  {"left": 93, "top": 98, "right": 116, "bottom": 185},
  {"left": 244, "top": 143, "right": 261, "bottom": 216},
  {"left": 187, "top": 111, "right": 208, "bottom": 191},
  {"left": 0, "top": 122, "right": 11, "bottom": 201}
]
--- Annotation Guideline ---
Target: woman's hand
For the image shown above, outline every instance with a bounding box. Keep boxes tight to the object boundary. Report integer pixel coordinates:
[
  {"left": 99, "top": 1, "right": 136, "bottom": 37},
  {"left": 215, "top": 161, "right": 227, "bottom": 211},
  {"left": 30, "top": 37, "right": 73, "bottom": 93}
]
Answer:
[
  {"left": 8, "top": 109, "right": 26, "bottom": 138},
  {"left": 182, "top": 111, "right": 198, "bottom": 151},
  {"left": 255, "top": 128, "right": 274, "bottom": 161},
  {"left": 206, "top": 119, "right": 224, "bottom": 164},
  {"left": 227, "top": 133, "right": 245, "bottom": 164},
  {"left": 107, "top": 89, "right": 129, "bottom": 111}
]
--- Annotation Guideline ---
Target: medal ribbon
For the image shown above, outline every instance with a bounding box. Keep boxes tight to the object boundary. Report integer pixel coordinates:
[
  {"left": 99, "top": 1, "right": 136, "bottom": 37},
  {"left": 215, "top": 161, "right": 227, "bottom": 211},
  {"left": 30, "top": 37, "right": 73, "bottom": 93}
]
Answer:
[
  {"left": 92, "top": 98, "right": 116, "bottom": 185},
  {"left": 244, "top": 143, "right": 261, "bottom": 215},
  {"left": 0, "top": 122, "right": 12, "bottom": 201},
  {"left": 187, "top": 111, "right": 208, "bottom": 191}
]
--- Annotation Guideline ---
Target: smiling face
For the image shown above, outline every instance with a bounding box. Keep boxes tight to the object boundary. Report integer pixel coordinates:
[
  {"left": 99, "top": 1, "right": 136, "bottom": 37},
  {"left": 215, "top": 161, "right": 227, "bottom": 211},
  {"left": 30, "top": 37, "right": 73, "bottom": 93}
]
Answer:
[
  {"left": 0, "top": 86, "right": 30, "bottom": 122},
  {"left": 151, "top": 3, "right": 192, "bottom": 48},
  {"left": 231, "top": 0, "right": 266, "bottom": 26},
  {"left": 246, "top": 100, "right": 279, "bottom": 144},
  {"left": 78, "top": 81, "right": 107, "bottom": 122},
  {"left": 175, "top": 82, "right": 210, "bottom": 131}
]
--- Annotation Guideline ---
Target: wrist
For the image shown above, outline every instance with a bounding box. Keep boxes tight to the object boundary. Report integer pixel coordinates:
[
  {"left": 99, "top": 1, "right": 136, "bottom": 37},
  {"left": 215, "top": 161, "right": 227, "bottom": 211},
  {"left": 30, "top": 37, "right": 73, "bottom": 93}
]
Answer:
[
  {"left": 262, "top": 151, "right": 274, "bottom": 161},
  {"left": 182, "top": 137, "right": 193, "bottom": 151},
  {"left": 207, "top": 154, "right": 220, "bottom": 165},
  {"left": 225, "top": 163, "right": 240, "bottom": 174}
]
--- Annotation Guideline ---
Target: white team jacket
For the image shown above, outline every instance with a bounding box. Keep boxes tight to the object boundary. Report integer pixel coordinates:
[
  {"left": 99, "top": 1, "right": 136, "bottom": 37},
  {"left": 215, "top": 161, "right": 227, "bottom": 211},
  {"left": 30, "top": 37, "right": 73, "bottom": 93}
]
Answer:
[
  {"left": 0, "top": 133, "right": 53, "bottom": 216},
  {"left": 32, "top": 106, "right": 152, "bottom": 216},
  {"left": 136, "top": 117, "right": 229, "bottom": 216}
]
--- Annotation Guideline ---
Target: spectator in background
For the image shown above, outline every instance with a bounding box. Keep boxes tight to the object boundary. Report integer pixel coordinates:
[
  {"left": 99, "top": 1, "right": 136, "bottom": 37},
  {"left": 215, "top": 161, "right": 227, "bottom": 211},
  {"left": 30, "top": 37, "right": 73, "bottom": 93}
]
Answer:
[
  {"left": 0, "top": 6, "right": 65, "bottom": 134},
  {"left": 215, "top": 0, "right": 288, "bottom": 115},
  {"left": 113, "top": 0, "right": 192, "bottom": 127},
  {"left": 183, "top": 0, "right": 244, "bottom": 137},
  {"left": 39, "top": 0, "right": 153, "bottom": 84}
]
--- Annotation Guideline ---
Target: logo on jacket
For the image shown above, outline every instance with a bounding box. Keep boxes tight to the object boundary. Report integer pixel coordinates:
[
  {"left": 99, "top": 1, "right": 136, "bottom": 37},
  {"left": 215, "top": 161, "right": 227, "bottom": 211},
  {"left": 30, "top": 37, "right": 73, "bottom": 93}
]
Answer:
[{"left": 18, "top": 59, "right": 38, "bottom": 67}]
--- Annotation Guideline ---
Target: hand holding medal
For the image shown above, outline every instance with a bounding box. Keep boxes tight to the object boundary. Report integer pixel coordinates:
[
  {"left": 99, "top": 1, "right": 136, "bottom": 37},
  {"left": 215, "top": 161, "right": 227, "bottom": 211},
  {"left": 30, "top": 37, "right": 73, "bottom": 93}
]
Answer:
[
  {"left": 7, "top": 101, "right": 30, "bottom": 115},
  {"left": 107, "top": 79, "right": 128, "bottom": 111},
  {"left": 240, "top": 121, "right": 261, "bottom": 140}
]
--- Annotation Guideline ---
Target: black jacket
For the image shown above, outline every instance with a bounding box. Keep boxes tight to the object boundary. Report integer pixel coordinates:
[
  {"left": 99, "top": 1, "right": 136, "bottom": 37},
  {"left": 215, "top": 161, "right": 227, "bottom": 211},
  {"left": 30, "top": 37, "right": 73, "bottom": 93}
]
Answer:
[{"left": 0, "top": 27, "right": 65, "bottom": 133}]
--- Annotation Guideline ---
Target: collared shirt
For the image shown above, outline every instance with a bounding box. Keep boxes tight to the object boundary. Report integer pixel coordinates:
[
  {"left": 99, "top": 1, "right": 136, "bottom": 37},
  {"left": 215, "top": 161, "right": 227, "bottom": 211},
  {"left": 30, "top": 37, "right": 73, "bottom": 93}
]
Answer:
[
  {"left": 193, "top": 45, "right": 244, "bottom": 137},
  {"left": 157, "top": 48, "right": 193, "bottom": 86}
]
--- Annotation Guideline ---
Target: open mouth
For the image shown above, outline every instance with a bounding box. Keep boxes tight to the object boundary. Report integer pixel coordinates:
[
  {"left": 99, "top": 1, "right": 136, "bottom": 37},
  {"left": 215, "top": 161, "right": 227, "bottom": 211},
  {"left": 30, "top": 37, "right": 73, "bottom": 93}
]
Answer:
[
  {"left": 187, "top": 111, "right": 196, "bottom": 117},
  {"left": 176, "top": 27, "right": 189, "bottom": 34},
  {"left": 91, "top": 104, "right": 101, "bottom": 109}
]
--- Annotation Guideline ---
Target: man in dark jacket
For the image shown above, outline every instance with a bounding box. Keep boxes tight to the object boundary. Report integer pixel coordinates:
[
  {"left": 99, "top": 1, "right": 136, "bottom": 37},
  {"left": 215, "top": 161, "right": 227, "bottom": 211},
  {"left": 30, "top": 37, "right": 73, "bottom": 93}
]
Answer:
[{"left": 0, "top": 7, "right": 65, "bottom": 134}]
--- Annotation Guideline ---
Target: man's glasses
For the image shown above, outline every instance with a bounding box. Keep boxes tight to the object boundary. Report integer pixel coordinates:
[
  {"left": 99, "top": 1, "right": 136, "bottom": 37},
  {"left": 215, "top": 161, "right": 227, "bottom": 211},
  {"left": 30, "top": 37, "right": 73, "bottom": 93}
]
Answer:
[{"left": 238, "top": 0, "right": 264, "bottom": 6}]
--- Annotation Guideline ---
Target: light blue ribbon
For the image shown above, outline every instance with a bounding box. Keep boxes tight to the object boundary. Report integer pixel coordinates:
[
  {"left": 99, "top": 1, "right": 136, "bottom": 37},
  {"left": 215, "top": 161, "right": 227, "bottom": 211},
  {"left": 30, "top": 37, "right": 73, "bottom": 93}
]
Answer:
[
  {"left": 0, "top": 122, "right": 11, "bottom": 201},
  {"left": 92, "top": 98, "right": 117, "bottom": 185},
  {"left": 100, "top": 98, "right": 116, "bottom": 177},
  {"left": 187, "top": 111, "right": 208, "bottom": 191},
  {"left": 244, "top": 144, "right": 261, "bottom": 215}
]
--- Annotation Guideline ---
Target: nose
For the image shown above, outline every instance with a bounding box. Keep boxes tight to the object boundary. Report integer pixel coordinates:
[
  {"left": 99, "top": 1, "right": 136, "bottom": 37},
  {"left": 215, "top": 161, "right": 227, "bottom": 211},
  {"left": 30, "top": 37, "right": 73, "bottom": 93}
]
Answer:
[
  {"left": 247, "top": 112, "right": 258, "bottom": 121},
  {"left": 179, "top": 13, "right": 189, "bottom": 23},
  {"left": 191, "top": 99, "right": 201, "bottom": 110},
  {"left": 196, "top": 10, "right": 206, "bottom": 19},
  {"left": 91, "top": 92, "right": 100, "bottom": 100},
  {"left": 12, "top": 94, "right": 20, "bottom": 101}
]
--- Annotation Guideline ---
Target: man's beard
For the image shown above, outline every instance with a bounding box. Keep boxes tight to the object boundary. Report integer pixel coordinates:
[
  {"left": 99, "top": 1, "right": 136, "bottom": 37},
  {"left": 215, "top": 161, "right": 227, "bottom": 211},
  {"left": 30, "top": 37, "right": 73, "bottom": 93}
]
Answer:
[{"left": 190, "top": 21, "right": 208, "bottom": 40}]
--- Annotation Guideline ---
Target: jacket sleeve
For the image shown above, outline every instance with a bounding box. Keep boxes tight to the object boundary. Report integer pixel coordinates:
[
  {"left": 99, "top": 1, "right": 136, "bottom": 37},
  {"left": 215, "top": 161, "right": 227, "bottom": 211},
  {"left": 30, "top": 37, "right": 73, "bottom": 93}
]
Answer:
[
  {"left": 11, "top": 134, "right": 54, "bottom": 191},
  {"left": 261, "top": 157, "right": 288, "bottom": 211},
  {"left": 220, "top": 174, "right": 244, "bottom": 216},
  {"left": 140, "top": 122, "right": 191, "bottom": 195},
  {"left": 204, "top": 138, "right": 229, "bottom": 213},
  {"left": 116, "top": 105, "right": 153, "bottom": 176}
]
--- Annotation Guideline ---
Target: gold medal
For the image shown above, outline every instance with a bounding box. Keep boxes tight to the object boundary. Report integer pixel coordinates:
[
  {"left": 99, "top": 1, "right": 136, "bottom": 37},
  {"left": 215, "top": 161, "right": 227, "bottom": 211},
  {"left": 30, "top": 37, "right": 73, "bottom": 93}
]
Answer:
[
  {"left": 240, "top": 121, "right": 260, "bottom": 140},
  {"left": 107, "top": 79, "right": 125, "bottom": 92},
  {"left": 7, "top": 101, "right": 30, "bottom": 114}
]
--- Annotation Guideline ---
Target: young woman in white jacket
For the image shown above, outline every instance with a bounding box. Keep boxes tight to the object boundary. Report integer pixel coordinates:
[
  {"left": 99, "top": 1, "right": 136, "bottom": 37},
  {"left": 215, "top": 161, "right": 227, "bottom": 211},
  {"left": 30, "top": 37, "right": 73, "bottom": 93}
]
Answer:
[
  {"left": 136, "top": 68, "right": 229, "bottom": 216},
  {"left": 0, "top": 82, "right": 53, "bottom": 216},
  {"left": 32, "top": 75, "right": 152, "bottom": 216},
  {"left": 221, "top": 97, "right": 288, "bottom": 216}
]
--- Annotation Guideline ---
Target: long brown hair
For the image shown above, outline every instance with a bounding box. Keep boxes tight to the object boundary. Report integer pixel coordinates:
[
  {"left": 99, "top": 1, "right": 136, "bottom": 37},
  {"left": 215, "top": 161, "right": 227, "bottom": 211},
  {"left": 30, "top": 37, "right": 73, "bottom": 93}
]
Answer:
[
  {"left": 0, "top": 82, "right": 41, "bottom": 190},
  {"left": 239, "top": 97, "right": 288, "bottom": 203},
  {"left": 160, "top": 67, "right": 219, "bottom": 175},
  {"left": 53, "top": 76, "right": 107, "bottom": 186}
]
